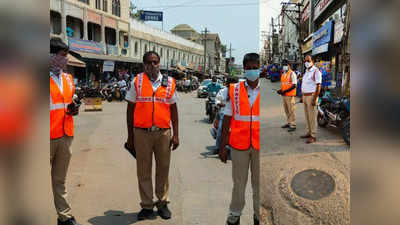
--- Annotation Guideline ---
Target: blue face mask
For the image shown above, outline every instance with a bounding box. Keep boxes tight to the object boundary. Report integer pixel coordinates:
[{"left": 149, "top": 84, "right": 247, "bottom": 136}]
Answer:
[{"left": 244, "top": 69, "right": 260, "bottom": 81}]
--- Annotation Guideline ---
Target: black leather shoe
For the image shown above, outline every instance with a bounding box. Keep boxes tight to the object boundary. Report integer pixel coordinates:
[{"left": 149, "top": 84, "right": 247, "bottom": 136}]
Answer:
[
  {"left": 288, "top": 127, "right": 296, "bottom": 132},
  {"left": 254, "top": 215, "right": 259, "bottom": 225},
  {"left": 58, "top": 217, "right": 81, "bottom": 225},
  {"left": 226, "top": 216, "right": 240, "bottom": 225},
  {"left": 157, "top": 205, "right": 171, "bottom": 220},
  {"left": 137, "top": 208, "right": 154, "bottom": 220},
  {"left": 281, "top": 124, "right": 290, "bottom": 128}
]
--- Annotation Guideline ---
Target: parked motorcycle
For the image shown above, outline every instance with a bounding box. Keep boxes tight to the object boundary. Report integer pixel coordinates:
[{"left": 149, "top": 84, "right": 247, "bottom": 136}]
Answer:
[{"left": 317, "top": 91, "right": 350, "bottom": 145}]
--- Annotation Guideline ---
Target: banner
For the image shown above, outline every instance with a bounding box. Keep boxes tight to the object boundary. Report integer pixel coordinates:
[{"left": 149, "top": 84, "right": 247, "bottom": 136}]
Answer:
[
  {"left": 68, "top": 38, "right": 103, "bottom": 54},
  {"left": 139, "top": 11, "right": 163, "bottom": 22}
]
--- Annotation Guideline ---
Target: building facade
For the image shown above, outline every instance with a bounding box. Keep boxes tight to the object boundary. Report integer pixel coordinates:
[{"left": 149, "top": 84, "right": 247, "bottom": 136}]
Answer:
[{"left": 50, "top": 0, "right": 204, "bottom": 80}]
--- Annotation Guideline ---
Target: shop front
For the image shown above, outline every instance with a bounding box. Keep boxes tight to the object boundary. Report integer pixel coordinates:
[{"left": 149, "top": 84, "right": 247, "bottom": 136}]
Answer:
[{"left": 312, "top": 20, "right": 335, "bottom": 88}]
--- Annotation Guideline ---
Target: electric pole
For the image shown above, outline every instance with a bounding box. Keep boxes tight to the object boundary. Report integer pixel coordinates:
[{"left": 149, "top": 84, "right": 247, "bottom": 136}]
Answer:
[
  {"left": 227, "top": 43, "right": 235, "bottom": 76},
  {"left": 201, "top": 28, "right": 209, "bottom": 74}
]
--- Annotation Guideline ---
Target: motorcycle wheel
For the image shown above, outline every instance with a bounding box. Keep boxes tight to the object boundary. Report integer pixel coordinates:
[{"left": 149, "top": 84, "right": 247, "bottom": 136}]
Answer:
[
  {"left": 209, "top": 111, "right": 215, "bottom": 124},
  {"left": 342, "top": 117, "right": 350, "bottom": 145},
  {"left": 317, "top": 112, "right": 329, "bottom": 127},
  {"left": 107, "top": 95, "right": 113, "bottom": 102}
]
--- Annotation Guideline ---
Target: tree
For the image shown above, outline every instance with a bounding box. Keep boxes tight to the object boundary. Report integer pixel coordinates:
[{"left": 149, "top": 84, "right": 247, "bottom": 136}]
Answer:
[{"left": 129, "top": 1, "right": 141, "bottom": 19}]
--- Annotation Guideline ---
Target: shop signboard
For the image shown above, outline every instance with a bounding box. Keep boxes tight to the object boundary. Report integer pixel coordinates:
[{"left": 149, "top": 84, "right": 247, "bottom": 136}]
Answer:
[
  {"left": 314, "top": 0, "right": 335, "bottom": 21},
  {"left": 302, "top": 38, "right": 313, "bottom": 53},
  {"left": 313, "top": 43, "right": 329, "bottom": 55},
  {"left": 68, "top": 38, "right": 103, "bottom": 54},
  {"left": 334, "top": 20, "right": 344, "bottom": 44},
  {"left": 139, "top": 11, "right": 163, "bottom": 22},
  {"left": 103, "top": 61, "right": 115, "bottom": 72},
  {"left": 301, "top": 2, "right": 311, "bottom": 22},
  {"left": 312, "top": 20, "right": 333, "bottom": 55}
]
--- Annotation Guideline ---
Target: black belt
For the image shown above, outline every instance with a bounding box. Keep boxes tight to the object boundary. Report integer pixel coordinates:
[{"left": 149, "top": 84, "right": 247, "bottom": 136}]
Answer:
[{"left": 135, "top": 126, "right": 170, "bottom": 132}]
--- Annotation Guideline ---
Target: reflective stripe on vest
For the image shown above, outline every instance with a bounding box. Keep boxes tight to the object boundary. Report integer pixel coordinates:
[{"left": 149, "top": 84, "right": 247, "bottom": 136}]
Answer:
[
  {"left": 133, "top": 73, "right": 176, "bottom": 128},
  {"left": 50, "top": 73, "right": 74, "bottom": 139},
  {"left": 228, "top": 81, "right": 260, "bottom": 151},
  {"left": 281, "top": 70, "right": 296, "bottom": 96}
]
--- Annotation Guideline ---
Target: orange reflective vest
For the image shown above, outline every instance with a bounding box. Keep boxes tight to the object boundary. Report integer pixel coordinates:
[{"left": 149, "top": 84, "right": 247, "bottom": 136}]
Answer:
[
  {"left": 134, "top": 73, "right": 176, "bottom": 128},
  {"left": 50, "top": 72, "right": 75, "bottom": 139},
  {"left": 281, "top": 69, "right": 296, "bottom": 96},
  {"left": 228, "top": 81, "right": 260, "bottom": 151}
]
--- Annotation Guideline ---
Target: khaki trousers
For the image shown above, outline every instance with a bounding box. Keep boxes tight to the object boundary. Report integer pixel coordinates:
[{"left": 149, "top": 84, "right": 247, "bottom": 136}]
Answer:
[
  {"left": 50, "top": 136, "right": 73, "bottom": 222},
  {"left": 229, "top": 147, "right": 260, "bottom": 220},
  {"left": 134, "top": 128, "right": 172, "bottom": 209},
  {"left": 282, "top": 96, "right": 296, "bottom": 127},
  {"left": 303, "top": 95, "right": 318, "bottom": 137}
]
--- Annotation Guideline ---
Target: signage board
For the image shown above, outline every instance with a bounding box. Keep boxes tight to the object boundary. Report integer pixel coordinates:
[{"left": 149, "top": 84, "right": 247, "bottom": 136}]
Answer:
[
  {"left": 312, "top": 43, "right": 329, "bottom": 55},
  {"left": 314, "top": 0, "right": 334, "bottom": 21},
  {"left": 103, "top": 61, "right": 115, "bottom": 72},
  {"left": 302, "top": 38, "right": 313, "bottom": 53},
  {"left": 334, "top": 20, "right": 344, "bottom": 44},
  {"left": 313, "top": 20, "right": 333, "bottom": 49},
  {"left": 139, "top": 11, "right": 163, "bottom": 22},
  {"left": 68, "top": 38, "right": 103, "bottom": 54},
  {"left": 301, "top": 2, "right": 311, "bottom": 22}
]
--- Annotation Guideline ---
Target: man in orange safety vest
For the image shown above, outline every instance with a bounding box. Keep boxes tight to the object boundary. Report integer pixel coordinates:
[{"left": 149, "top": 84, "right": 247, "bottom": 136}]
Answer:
[{"left": 219, "top": 53, "right": 260, "bottom": 225}]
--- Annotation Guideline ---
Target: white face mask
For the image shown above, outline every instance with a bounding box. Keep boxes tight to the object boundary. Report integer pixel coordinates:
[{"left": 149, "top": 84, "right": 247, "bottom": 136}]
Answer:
[
  {"left": 305, "top": 62, "right": 312, "bottom": 68},
  {"left": 283, "top": 66, "right": 288, "bottom": 71}
]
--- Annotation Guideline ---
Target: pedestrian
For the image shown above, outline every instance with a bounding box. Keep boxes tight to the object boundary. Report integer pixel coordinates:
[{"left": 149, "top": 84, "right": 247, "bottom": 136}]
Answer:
[
  {"left": 300, "top": 55, "right": 322, "bottom": 143},
  {"left": 125, "top": 51, "right": 180, "bottom": 221},
  {"left": 211, "top": 77, "right": 238, "bottom": 154},
  {"left": 219, "top": 53, "right": 260, "bottom": 225},
  {"left": 277, "top": 59, "right": 297, "bottom": 132},
  {"left": 50, "top": 37, "right": 81, "bottom": 225}
]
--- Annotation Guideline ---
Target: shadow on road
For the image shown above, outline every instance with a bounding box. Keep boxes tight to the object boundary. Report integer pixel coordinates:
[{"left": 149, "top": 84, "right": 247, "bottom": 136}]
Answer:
[
  {"left": 194, "top": 118, "right": 212, "bottom": 124},
  {"left": 88, "top": 210, "right": 147, "bottom": 225}
]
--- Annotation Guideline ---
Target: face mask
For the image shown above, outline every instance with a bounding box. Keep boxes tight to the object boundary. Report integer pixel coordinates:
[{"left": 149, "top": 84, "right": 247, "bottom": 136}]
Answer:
[
  {"left": 50, "top": 54, "right": 68, "bottom": 75},
  {"left": 283, "top": 66, "right": 288, "bottom": 71},
  {"left": 244, "top": 69, "right": 259, "bottom": 81},
  {"left": 305, "top": 62, "right": 312, "bottom": 68}
]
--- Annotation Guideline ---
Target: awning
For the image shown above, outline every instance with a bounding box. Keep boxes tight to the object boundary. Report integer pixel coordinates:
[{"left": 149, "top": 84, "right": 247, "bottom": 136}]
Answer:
[
  {"left": 177, "top": 64, "right": 186, "bottom": 71},
  {"left": 76, "top": 51, "right": 142, "bottom": 63},
  {"left": 67, "top": 53, "right": 86, "bottom": 68}
]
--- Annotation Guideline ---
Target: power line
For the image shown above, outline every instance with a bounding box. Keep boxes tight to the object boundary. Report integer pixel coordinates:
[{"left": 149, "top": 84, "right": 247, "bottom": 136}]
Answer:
[{"left": 142, "top": 2, "right": 261, "bottom": 9}]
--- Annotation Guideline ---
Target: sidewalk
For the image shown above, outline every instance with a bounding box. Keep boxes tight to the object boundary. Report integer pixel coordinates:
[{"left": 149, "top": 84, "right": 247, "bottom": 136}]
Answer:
[{"left": 260, "top": 151, "right": 350, "bottom": 225}]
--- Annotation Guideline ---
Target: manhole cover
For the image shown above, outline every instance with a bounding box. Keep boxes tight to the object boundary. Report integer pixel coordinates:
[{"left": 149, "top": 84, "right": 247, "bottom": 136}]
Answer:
[{"left": 291, "top": 169, "right": 335, "bottom": 200}]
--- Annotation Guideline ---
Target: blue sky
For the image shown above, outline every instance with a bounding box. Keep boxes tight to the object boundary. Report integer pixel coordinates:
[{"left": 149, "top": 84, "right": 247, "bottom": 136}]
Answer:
[{"left": 132, "top": 0, "right": 259, "bottom": 64}]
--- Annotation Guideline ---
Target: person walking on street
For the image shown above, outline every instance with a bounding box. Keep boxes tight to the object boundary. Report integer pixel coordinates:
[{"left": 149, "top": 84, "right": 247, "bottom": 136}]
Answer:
[
  {"left": 277, "top": 59, "right": 297, "bottom": 132},
  {"left": 50, "top": 38, "right": 81, "bottom": 225},
  {"left": 300, "top": 55, "right": 322, "bottom": 143},
  {"left": 125, "top": 51, "right": 180, "bottom": 221},
  {"left": 184, "top": 77, "right": 191, "bottom": 93},
  {"left": 219, "top": 53, "right": 260, "bottom": 225}
]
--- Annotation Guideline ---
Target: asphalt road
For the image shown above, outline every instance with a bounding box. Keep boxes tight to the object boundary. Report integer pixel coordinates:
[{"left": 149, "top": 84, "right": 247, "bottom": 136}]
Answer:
[{"left": 51, "top": 91, "right": 255, "bottom": 225}]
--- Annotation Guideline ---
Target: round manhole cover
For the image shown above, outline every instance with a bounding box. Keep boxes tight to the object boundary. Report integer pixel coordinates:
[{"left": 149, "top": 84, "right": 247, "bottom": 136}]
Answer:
[{"left": 291, "top": 169, "right": 335, "bottom": 200}]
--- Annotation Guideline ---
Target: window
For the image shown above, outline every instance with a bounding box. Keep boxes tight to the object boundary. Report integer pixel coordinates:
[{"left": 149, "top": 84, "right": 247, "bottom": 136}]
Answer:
[
  {"left": 145, "top": 44, "right": 148, "bottom": 52},
  {"left": 135, "top": 42, "right": 138, "bottom": 55},
  {"left": 95, "top": 0, "right": 101, "bottom": 9},
  {"left": 103, "top": 0, "right": 108, "bottom": 12},
  {"left": 112, "top": 0, "right": 121, "bottom": 17},
  {"left": 153, "top": 46, "right": 155, "bottom": 52},
  {"left": 78, "top": 0, "right": 89, "bottom": 4},
  {"left": 160, "top": 48, "right": 163, "bottom": 57}
]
